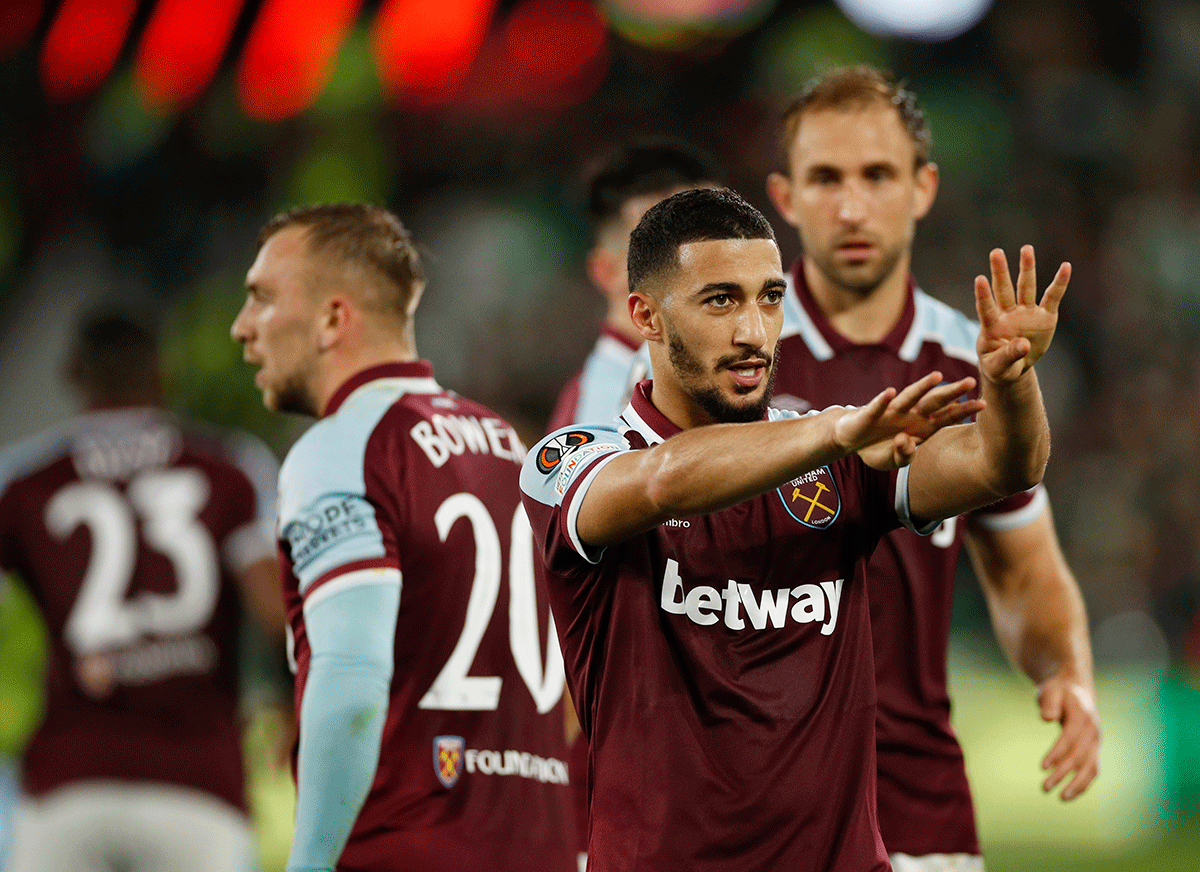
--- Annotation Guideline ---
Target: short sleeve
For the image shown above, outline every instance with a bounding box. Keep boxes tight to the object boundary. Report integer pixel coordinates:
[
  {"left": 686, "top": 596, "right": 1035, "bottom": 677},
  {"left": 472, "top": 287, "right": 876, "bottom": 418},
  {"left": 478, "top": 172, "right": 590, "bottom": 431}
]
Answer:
[
  {"left": 519, "top": 424, "right": 626, "bottom": 571},
  {"left": 278, "top": 415, "right": 393, "bottom": 597}
]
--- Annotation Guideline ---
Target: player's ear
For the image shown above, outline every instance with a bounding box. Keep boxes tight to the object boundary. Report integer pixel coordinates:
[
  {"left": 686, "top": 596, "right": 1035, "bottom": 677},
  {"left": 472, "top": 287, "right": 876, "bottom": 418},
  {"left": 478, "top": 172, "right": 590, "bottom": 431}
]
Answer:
[
  {"left": 913, "top": 161, "right": 939, "bottom": 220},
  {"left": 629, "top": 290, "right": 661, "bottom": 342},
  {"left": 766, "top": 172, "right": 798, "bottom": 228},
  {"left": 316, "top": 295, "right": 351, "bottom": 351}
]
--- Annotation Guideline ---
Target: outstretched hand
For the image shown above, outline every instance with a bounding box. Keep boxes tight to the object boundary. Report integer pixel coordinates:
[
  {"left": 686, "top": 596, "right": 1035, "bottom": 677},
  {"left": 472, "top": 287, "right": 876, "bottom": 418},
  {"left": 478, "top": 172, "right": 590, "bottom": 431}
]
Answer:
[
  {"left": 1037, "top": 675, "right": 1101, "bottom": 801},
  {"left": 975, "top": 245, "right": 1070, "bottom": 383},
  {"left": 833, "top": 372, "right": 984, "bottom": 470}
]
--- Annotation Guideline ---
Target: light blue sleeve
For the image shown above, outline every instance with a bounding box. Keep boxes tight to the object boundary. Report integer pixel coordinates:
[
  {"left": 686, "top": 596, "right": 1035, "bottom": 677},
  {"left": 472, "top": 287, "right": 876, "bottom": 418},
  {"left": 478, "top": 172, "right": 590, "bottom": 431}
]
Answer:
[{"left": 286, "top": 579, "right": 401, "bottom": 872}]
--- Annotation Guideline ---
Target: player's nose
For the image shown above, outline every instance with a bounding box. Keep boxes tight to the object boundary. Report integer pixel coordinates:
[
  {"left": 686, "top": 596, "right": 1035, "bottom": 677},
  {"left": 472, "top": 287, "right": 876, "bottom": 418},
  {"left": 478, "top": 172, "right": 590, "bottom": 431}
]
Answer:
[
  {"left": 837, "top": 182, "right": 868, "bottom": 223},
  {"left": 230, "top": 300, "right": 253, "bottom": 344},
  {"left": 734, "top": 303, "right": 769, "bottom": 348}
]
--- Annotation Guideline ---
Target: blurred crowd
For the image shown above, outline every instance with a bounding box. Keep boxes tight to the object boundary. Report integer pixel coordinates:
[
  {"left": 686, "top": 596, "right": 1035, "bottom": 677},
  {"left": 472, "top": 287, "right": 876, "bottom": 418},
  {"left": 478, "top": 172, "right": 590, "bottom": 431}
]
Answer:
[{"left": 1, "top": 0, "right": 1199, "bottom": 673}]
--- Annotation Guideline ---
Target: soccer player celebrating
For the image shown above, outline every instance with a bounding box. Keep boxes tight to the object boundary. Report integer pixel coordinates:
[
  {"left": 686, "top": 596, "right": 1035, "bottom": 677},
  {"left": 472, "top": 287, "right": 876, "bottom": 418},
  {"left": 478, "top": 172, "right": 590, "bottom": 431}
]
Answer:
[
  {"left": 764, "top": 66, "right": 1099, "bottom": 869},
  {"left": 521, "top": 186, "right": 1068, "bottom": 871},
  {"left": 1, "top": 310, "right": 282, "bottom": 872},
  {"left": 549, "top": 137, "right": 721, "bottom": 431},
  {"left": 231, "top": 203, "right": 577, "bottom": 872}
]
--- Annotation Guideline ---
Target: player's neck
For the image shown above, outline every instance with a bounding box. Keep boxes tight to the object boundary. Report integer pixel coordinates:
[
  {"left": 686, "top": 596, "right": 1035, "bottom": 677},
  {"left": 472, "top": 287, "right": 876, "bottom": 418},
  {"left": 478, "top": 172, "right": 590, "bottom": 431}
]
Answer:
[
  {"left": 803, "top": 259, "right": 909, "bottom": 345},
  {"left": 314, "top": 340, "right": 419, "bottom": 415}
]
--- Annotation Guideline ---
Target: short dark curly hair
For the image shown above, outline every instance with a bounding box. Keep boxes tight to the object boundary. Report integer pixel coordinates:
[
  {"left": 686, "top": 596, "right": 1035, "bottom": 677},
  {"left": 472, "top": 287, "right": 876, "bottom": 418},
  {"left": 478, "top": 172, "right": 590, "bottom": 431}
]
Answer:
[{"left": 628, "top": 188, "right": 776, "bottom": 296}]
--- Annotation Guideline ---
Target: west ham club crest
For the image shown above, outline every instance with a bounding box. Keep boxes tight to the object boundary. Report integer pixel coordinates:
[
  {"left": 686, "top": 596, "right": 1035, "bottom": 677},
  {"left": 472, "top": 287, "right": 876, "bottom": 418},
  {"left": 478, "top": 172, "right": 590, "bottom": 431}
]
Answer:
[
  {"left": 778, "top": 467, "right": 841, "bottom": 528},
  {"left": 434, "top": 735, "right": 465, "bottom": 788}
]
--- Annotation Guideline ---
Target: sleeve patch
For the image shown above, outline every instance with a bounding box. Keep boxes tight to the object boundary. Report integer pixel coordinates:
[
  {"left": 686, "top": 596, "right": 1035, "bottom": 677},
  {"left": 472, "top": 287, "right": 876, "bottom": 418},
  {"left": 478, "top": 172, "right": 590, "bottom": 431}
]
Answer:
[
  {"left": 282, "top": 493, "right": 381, "bottom": 574},
  {"left": 535, "top": 430, "right": 596, "bottom": 474}
]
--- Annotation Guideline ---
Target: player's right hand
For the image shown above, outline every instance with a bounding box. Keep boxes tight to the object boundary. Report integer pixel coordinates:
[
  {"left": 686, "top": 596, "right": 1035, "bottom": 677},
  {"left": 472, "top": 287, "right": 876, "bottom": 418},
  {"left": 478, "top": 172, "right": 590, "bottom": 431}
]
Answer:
[{"left": 834, "top": 372, "right": 983, "bottom": 470}]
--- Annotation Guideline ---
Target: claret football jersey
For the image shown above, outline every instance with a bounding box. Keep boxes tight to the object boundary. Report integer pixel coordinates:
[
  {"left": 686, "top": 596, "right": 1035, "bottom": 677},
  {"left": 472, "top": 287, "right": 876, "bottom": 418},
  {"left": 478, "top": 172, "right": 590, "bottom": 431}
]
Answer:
[
  {"left": 0, "top": 407, "right": 278, "bottom": 812},
  {"left": 276, "top": 361, "right": 577, "bottom": 872},
  {"left": 521, "top": 381, "right": 934, "bottom": 872},
  {"left": 775, "top": 264, "right": 1044, "bottom": 855}
]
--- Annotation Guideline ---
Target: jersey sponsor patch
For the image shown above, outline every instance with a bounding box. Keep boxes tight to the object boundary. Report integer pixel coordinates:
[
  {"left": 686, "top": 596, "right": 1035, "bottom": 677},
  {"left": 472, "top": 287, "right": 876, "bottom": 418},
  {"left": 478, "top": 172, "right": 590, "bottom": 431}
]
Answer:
[
  {"left": 554, "top": 443, "right": 611, "bottom": 496},
  {"left": 778, "top": 467, "right": 840, "bottom": 528},
  {"left": 535, "top": 431, "right": 594, "bottom": 474},
  {"left": 281, "top": 493, "right": 378, "bottom": 572},
  {"left": 434, "top": 735, "right": 465, "bottom": 788}
]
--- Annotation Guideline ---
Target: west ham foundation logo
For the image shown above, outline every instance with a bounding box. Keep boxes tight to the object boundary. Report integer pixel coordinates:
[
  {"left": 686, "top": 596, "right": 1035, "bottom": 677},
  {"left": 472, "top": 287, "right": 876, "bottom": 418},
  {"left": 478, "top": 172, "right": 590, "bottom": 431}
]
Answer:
[
  {"left": 536, "top": 430, "right": 594, "bottom": 473},
  {"left": 434, "top": 735, "right": 465, "bottom": 788},
  {"left": 778, "top": 467, "right": 840, "bottom": 528}
]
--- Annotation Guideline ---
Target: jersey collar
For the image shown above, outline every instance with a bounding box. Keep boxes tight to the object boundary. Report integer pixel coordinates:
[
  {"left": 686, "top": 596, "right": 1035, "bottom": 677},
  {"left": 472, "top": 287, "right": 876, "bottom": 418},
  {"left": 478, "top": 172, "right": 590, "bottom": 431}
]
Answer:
[
  {"left": 618, "top": 380, "right": 680, "bottom": 446},
  {"left": 618, "top": 379, "right": 771, "bottom": 447},
  {"left": 323, "top": 361, "right": 439, "bottom": 417},
  {"left": 788, "top": 259, "right": 918, "bottom": 357}
]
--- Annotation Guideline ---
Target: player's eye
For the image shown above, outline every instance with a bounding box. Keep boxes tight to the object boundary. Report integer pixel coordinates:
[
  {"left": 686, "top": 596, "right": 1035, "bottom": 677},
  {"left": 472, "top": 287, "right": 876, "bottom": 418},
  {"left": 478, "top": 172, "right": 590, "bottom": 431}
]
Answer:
[
  {"left": 763, "top": 290, "right": 784, "bottom": 304},
  {"left": 706, "top": 294, "right": 731, "bottom": 307}
]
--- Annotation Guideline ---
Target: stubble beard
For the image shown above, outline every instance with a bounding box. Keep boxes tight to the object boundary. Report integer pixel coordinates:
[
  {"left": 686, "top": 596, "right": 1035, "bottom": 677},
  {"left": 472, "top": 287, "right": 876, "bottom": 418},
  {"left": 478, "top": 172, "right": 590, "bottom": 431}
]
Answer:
[
  {"left": 810, "top": 236, "right": 905, "bottom": 297},
  {"left": 268, "top": 372, "right": 320, "bottom": 418},
  {"left": 666, "top": 327, "right": 777, "bottom": 424}
]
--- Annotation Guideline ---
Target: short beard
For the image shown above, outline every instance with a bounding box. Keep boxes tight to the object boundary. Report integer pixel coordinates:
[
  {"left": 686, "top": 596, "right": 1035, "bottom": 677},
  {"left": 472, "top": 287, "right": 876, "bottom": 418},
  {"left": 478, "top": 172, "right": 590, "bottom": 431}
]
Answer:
[
  {"left": 811, "top": 237, "right": 904, "bottom": 296},
  {"left": 667, "top": 328, "right": 777, "bottom": 424},
  {"left": 270, "top": 375, "right": 319, "bottom": 418}
]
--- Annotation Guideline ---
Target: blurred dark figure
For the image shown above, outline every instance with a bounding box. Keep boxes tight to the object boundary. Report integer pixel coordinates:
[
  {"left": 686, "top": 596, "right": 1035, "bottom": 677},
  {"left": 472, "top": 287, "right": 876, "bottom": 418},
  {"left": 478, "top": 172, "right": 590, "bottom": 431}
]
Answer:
[{"left": 0, "top": 308, "right": 284, "bottom": 872}]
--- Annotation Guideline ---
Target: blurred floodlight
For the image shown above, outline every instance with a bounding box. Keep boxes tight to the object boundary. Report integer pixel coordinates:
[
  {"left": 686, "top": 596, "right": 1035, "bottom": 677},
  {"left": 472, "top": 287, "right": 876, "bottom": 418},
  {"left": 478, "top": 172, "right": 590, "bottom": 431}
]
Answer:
[
  {"left": 135, "top": 0, "right": 244, "bottom": 111},
  {"left": 605, "top": 0, "right": 776, "bottom": 49},
  {"left": 236, "top": 0, "right": 358, "bottom": 121},
  {"left": 40, "top": 0, "right": 138, "bottom": 101},
  {"left": 502, "top": 0, "right": 608, "bottom": 110},
  {"left": 372, "top": 0, "right": 496, "bottom": 108},
  {"left": 834, "top": 0, "right": 993, "bottom": 41}
]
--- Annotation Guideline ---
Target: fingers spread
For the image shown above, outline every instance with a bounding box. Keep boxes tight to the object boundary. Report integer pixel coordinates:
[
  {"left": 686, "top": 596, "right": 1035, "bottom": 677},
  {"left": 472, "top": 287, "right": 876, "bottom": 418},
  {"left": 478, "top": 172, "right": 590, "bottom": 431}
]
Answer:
[
  {"left": 989, "top": 248, "right": 1017, "bottom": 309},
  {"left": 1017, "top": 244, "right": 1038, "bottom": 306},
  {"left": 1040, "top": 261, "right": 1071, "bottom": 314}
]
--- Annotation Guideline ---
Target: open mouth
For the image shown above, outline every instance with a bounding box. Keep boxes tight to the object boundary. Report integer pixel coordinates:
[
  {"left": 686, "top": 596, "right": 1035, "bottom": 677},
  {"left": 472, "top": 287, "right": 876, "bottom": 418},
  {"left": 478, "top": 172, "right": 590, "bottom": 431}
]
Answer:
[{"left": 727, "top": 361, "right": 766, "bottom": 389}]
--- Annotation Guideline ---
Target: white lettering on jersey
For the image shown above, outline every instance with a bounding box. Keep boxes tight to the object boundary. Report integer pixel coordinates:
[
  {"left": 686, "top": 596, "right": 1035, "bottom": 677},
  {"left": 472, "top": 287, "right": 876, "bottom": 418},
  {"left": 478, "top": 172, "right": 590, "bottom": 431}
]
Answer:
[
  {"left": 411, "top": 414, "right": 523, "bottom": 468},
  {"left": 660, "top": 558, "right": 844, "bottom": 635},
  {"left": 463, "top": 748, "right": 570, "bottom": 784}
]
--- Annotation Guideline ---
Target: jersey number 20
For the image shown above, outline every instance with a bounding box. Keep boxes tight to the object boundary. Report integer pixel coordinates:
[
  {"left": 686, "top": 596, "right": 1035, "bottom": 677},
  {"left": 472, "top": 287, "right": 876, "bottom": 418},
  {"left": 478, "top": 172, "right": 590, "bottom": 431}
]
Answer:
[{"left": 418, "top": 494, "right": 564, "bottom": 715}]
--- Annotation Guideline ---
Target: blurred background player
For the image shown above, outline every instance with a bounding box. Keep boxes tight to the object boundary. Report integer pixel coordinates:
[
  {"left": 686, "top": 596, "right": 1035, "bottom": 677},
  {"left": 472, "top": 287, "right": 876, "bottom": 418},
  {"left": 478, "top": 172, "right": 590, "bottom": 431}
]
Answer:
[
  {"left": 547, "top": 137, "right": 722, "bottom": 431},
  {"left": 763, "top": 65, "right": 1101, "bottom": 870},
  {"left": 232, "top": 203, "right": 577, "bottom": 872},
  {"left": 0, "top": 309, "right": 283, "bottom": 872},
  {"left": 548, "top": 137, "right": 721, "bottom": 869}
]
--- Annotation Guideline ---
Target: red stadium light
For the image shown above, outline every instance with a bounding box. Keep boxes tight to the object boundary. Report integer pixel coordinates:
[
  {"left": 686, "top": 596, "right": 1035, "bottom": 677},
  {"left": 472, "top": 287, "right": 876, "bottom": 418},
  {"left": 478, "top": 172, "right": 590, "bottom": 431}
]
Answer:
[
  {"left": 236, "top": 0, "right": 361, "bottom": 121},
  {"left": 40, "top": 0, "right": 138, "bottom": 101},
  {"left": 135, "top": 0, "right": 245, "bottom": 112},
  {"left": 371, "top": 0, "right": 496, "bottom": 109},
  {"left": 0, "top": 0, "right": 42, "bottom": 59},
  {"left": 501, "top": 0, "right": 607, "bottom": 110}
]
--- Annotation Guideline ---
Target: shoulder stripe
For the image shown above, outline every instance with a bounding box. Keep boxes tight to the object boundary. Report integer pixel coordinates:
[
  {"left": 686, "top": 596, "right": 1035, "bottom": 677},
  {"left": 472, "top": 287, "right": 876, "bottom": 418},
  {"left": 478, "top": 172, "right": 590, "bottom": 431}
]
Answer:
[
  {"left": 303, "top": 566, "right": 402, "bottom": 617},
  {"left": 564, "top": 452, "right": 621, "bottom": 564}
]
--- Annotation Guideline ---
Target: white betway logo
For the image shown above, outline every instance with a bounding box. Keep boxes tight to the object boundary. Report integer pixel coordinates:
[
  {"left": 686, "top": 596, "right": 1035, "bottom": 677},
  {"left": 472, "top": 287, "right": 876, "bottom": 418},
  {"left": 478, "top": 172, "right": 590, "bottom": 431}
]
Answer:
[
  {"left": 660, "top": 558, "right": 844, "bottom": 635},
  {"left": 464, "top": 749, "right": 569, "bottom": 784}
]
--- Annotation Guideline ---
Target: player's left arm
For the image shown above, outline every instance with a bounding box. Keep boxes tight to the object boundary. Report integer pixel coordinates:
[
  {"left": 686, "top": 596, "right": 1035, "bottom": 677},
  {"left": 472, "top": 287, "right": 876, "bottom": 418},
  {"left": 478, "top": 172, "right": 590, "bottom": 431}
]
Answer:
[
  {"left": 964, "top": 499, "right": 1100, "bottom": 801},
  {"left": 288, "top": 575, "right": 399, "bottom": 872}
]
